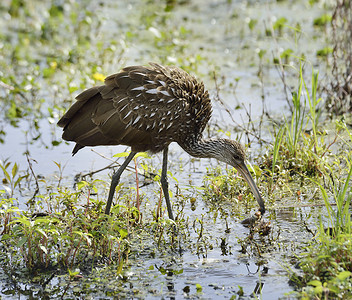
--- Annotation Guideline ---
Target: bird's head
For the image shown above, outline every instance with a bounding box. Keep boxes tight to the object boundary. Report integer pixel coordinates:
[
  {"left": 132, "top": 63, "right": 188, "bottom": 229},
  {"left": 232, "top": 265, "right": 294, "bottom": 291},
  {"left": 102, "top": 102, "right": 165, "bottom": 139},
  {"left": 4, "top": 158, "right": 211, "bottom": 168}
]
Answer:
[{"left": 216, "top": 139, "right": 265, "bottom": 215}]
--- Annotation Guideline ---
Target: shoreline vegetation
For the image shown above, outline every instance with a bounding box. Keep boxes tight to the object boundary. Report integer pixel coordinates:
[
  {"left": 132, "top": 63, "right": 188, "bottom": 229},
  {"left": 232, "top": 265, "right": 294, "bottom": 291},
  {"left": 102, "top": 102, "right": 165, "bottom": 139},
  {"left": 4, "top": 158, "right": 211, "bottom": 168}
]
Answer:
[{"left": 0, "top": 0, "right": 351, "bottom": 298}]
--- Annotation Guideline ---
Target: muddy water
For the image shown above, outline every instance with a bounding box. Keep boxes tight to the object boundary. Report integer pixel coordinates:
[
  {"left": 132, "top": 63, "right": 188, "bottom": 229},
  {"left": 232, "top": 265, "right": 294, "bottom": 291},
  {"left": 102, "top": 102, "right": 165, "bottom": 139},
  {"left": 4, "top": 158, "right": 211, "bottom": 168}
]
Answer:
[{"left": 0, "top": 0, "right": 330, "bottom": 298}]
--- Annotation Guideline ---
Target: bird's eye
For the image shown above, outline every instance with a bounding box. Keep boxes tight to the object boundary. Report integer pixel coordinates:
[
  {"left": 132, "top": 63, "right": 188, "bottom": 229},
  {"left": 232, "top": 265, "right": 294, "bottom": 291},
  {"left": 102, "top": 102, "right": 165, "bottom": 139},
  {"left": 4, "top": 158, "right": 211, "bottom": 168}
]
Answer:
[{"left": 233, "top": 154, "right": 241, "bottom": 161}]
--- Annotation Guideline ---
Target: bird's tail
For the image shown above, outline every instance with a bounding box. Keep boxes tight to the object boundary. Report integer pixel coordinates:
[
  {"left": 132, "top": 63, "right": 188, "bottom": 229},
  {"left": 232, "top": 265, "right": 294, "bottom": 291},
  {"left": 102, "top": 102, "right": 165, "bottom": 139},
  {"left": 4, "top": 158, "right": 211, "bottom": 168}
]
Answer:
[{"left": 72, "top": 144, "right": 85, "bottom": 156}]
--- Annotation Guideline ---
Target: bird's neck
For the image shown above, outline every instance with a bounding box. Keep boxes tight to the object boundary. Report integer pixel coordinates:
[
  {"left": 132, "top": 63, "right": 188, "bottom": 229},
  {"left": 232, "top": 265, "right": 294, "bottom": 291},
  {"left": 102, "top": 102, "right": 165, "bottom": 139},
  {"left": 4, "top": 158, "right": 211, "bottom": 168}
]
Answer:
[{"left": 179, "top": 137, "right": 224, "bottom": 161}]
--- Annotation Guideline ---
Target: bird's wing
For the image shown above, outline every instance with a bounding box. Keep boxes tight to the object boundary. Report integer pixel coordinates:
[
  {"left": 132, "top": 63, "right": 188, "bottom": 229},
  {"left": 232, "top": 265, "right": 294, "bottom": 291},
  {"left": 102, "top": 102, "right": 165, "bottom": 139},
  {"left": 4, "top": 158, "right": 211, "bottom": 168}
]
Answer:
[
  {"left": 91, "top": 64, "right": 190, "bottom": 142},
  {"left": 58, "top": 63, "right": 211, "bottom": 153}
]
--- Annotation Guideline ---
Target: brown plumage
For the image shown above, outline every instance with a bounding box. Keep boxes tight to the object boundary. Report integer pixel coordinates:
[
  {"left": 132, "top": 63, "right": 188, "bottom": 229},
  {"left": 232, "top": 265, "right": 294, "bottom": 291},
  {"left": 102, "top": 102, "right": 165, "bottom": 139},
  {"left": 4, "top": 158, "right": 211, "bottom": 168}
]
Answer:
[{"left": 58, "top": 63, "right": 265, "bottom": 220}]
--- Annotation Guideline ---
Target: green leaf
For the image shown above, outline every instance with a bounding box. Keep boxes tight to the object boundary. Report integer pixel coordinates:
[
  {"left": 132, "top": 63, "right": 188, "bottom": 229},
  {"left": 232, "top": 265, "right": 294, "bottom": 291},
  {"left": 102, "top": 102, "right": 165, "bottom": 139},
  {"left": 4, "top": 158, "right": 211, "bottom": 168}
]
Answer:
[
  {"left": 1, "top": 234, "right": 11, "bottom": 241},
  {"left": 313, "top": 14, "right": 332, "bottom": 26},
  {"left": 326, "top": 284, "right": 339, "bottom": 294},
  {"left": 0, "top": 164, "right": 11, "bottom": 183},
  {"left": 280, "top": 48, "right": 293, "bottom": 59},
  {"left": 308, "top": 280, "right": 322, "bottom": 287},
  {"left": 273, "top": 17, "right": 287, "bottom": 30},
  {"left": 35, "top": 228, "right": 48, "bottom": 239},
  {"left": 73, "top": 231, "right": 92, "bottom": 245},
  {"left": 173, "top": 268, "right": 184, "bottom": 275},
  {"left": 43, "top": 67, "right": 55, "bottom": 78},
  {"left": 118, "top": 228, "right": 128, "bottom": 239},
  {"left": 316, "top": 47, "right": 333, "bottom": 57},
  {"left": 39, "top": 245, "right": 48, "bottom": 254},
  {"left": 313, "top": 285, "right": 323, "bottom": 294},
  {"left": 140, "top": 163, "right": 149, "bottom": 172},
  {"left": 17, "top": 237, "right": 28, "bottom": 248},
  {"left": 336, "top": 271, "right": 352, "bottom": 281},
  {"left": 69, "top": 86, "right": 79, "bottom": 93},
  {"left": 12, "top": 163, "right": 18, "bottom": 177},
  {"left": 76, "top": 181, "right": 89, "bottom": 190},
  {"left": 14, "top": 216, "right": 31, "bottom": 227},
  {"left": 113, "top": 152, "right": 129, "bottom": 158},
  {"left": 68, "top": 268, "right": 79, "bottom": 277},
  {"left": 339, "top": 164, "right": 352, "bottom": 205},
  {"left": 135, "top": 152, "right": 151, "bottom": 159},
  {"left": 14, "top": 175, "right": 27, "bottom": 189},
  {"left": 116, "top": 258, "right": 124, "bottom": 275},
  {"left": 196, "top": 283, "right": 202, "bottom": 292}
]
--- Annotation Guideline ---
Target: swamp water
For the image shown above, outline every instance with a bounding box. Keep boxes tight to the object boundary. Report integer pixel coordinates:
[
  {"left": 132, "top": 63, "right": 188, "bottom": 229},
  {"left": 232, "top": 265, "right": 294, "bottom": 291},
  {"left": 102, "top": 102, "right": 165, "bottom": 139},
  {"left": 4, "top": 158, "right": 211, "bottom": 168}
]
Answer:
[{"left": 0, "top": 0, "right": 332, "bottom": 298}]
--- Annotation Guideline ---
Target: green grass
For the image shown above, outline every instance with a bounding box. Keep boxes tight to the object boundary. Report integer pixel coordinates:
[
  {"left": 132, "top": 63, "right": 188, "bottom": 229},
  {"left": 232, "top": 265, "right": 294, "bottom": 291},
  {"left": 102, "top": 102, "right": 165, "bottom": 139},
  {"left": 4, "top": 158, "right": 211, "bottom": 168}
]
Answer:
[
  {"left": 250, "top": 62, "right": 352, "bottom": 297},
  {"left": 289, "top": 163, "right": 352, "bottom": 299},
  {"left": 262, "top": 67, "right": 327, "bottom": 192}
]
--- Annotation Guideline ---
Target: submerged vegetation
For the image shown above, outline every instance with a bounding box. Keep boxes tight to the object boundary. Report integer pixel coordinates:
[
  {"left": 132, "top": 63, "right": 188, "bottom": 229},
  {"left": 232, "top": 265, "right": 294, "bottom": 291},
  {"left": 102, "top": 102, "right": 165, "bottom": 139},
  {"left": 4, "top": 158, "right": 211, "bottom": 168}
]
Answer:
[{"left": 0, "top": 0, "right": 352, "bottom": 298}]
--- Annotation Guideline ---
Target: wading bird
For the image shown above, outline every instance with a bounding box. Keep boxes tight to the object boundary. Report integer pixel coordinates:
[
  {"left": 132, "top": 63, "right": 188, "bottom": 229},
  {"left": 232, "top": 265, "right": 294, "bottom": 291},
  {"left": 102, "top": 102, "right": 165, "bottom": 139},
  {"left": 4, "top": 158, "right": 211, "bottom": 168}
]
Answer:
[{"left": 57, "top": 63, "right": 265, "bottom": 220}]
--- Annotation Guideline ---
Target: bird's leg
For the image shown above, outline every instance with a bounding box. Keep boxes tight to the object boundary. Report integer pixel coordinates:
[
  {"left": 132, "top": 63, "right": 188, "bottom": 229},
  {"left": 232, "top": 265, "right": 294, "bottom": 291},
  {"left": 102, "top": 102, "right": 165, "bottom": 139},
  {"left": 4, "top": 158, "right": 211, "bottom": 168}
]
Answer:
[
  {"left": 161, "top": 147, "right": 175, "bottom": 220},
  {"left": 105, "top": 151, "right": 137, "bottom": 215}
]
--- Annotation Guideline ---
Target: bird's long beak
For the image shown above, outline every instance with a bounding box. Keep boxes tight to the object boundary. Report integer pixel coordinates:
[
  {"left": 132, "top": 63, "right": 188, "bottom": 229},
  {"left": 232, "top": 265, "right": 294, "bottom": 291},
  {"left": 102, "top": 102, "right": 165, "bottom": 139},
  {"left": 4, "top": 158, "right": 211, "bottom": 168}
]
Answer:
[{"left": 234, "top": 161, "right": 265, "bottom": 214}]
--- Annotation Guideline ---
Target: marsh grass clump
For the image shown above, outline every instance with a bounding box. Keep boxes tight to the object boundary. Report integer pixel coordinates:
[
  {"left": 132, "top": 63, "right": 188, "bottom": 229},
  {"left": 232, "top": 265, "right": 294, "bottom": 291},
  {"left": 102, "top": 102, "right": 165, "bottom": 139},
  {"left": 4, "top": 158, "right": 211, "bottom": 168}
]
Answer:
[
  {"left": 0, "top": 182, "right": 134, "bottom": 275},
  {"left": 202, "top": 165, "right": 262, "bottom": 214},
  {"left": 280, "top": 115, "right": 352, "bottom": 298},
  {"left": 261, "top": 67, "right": 337, "bottom": 192},
  {"left": 292, "top": 235, "right": 352, "bottom": 299},
  {"left": 289, "top": 163, "right": 352, "bottom": 299},
  {"left": 244, "top": 65, "right": 352, "bottom": 292},
  {"left": 260, "top": 139, "right": 323, "bottom": 182},
  {"left": 0, "top": 158, "right": 186, "bottom": 297}
]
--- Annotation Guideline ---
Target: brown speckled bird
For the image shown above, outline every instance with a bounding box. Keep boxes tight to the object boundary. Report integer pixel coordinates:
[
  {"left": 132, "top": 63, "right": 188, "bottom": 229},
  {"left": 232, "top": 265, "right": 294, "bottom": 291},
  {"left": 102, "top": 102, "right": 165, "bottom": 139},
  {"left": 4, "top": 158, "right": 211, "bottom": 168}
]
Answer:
[{"left": 58, "top": 63, "right": 265, "bottom": 220}]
